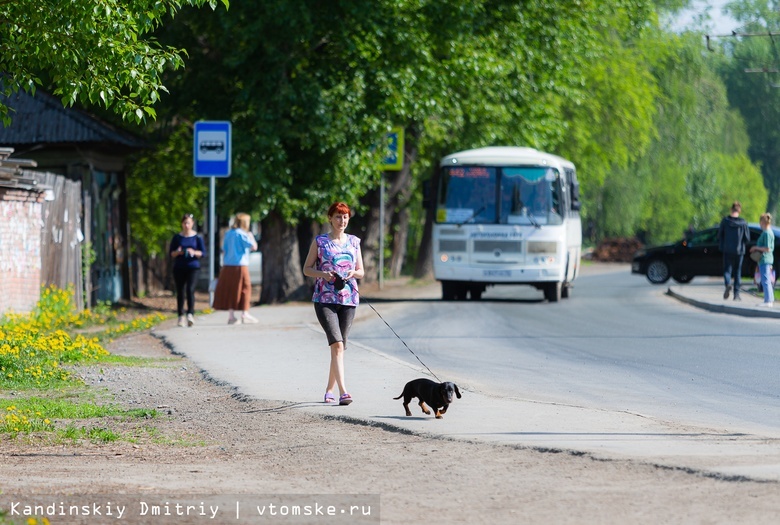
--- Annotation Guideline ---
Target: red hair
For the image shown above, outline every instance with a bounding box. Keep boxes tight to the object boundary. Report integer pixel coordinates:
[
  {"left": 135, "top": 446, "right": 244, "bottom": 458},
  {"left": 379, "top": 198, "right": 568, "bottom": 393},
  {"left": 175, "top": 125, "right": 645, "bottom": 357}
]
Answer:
[{"left": 328, "top": 202, "right": 351, "bottom": 217}]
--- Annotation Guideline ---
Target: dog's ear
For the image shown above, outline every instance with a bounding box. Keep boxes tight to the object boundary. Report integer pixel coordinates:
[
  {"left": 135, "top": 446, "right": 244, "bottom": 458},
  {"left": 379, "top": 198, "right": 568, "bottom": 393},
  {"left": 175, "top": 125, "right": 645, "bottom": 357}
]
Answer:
[{"left": 454, "top": 384, "right": 461, "bottom": 399}]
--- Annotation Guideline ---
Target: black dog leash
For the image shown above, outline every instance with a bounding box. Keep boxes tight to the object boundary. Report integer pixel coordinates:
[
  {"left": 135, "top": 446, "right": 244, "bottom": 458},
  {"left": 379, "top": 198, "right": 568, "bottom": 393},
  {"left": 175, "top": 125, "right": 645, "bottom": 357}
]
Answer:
[{"left": 334, "top": 274, "right": 442, "bottom": 382}]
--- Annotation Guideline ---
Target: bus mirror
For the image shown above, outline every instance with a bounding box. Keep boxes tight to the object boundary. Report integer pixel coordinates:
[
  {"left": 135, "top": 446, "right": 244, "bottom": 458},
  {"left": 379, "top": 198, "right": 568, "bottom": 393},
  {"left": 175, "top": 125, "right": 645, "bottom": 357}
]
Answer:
[{"left": 570, "top": 181, "right": 581, "bottom": 211}]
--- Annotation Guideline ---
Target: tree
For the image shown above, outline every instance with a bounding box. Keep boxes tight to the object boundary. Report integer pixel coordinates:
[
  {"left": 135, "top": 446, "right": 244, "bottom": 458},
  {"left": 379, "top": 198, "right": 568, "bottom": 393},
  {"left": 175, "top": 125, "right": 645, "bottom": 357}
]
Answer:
[
  {"left": 125, "top": 124, "right": 210, "bottom": 293},
  {"left": 133, "top": 0, "right": 674, "bottom": 298},
  {"left": 628, "top": 31, "right": 765, "bottom": 243},
  {"left": 0, "top": 0, "right": 228, "bottom": 125},
  {"left": 719, "top": 0, "right": 780, "bottom": 215},
  {"left": 411, "top": 1, "right": 660, "bottom": 275}
]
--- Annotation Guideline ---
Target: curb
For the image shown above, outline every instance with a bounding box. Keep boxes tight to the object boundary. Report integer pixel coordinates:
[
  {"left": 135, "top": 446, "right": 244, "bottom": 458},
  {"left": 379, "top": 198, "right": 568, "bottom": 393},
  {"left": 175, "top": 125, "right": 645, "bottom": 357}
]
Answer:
[{"left": 666, "top": 287, "right": 780, "bottom": 319}]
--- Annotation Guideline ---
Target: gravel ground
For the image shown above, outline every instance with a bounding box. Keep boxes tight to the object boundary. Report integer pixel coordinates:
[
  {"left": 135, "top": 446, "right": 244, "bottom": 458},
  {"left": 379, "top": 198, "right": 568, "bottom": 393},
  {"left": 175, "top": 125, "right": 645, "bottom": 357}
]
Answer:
[{"left": 3, "top": 282, "right": 780, "bottom": 524}]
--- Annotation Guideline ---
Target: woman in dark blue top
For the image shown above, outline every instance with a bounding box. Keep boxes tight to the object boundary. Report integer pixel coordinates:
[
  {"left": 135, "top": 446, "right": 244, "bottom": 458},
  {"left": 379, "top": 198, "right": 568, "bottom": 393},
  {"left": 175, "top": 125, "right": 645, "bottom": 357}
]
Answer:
[{"left": 170, "top": 214, "right": 206, "bottom": 326}]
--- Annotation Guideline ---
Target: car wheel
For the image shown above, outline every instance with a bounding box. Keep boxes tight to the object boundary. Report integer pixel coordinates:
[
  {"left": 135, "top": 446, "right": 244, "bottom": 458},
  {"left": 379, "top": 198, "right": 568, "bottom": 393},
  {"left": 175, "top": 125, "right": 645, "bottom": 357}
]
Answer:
[
  {"left": 646, "top": 260, "right": 671, "bottom": 284},
  {"left": 672, "top": 274, "right": 694, "bottom": 284}
]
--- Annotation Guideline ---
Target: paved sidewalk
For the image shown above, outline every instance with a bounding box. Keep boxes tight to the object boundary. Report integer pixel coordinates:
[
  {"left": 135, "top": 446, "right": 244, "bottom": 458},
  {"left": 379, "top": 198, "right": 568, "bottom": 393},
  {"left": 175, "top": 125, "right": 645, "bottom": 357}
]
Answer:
[
  {"left": 154, "top": 275, "right": 780, "bottom": 482},
  {"left": 667, "top": 277, "right": 780, "bottom": 319}
]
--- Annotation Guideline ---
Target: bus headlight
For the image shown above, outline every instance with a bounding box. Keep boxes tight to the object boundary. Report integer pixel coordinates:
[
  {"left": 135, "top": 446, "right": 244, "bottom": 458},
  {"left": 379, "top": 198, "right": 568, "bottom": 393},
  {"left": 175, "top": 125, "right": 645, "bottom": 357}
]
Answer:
[{"left": 440, "top": 254, "right": 464, "bottom": 263}]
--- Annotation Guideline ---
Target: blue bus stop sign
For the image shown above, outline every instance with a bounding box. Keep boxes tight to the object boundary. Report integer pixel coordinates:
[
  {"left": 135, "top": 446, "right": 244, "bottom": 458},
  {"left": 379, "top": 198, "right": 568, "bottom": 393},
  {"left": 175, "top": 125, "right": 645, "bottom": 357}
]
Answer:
[{"left": 194, "top": 121, "right": 231, "bottom": 177}]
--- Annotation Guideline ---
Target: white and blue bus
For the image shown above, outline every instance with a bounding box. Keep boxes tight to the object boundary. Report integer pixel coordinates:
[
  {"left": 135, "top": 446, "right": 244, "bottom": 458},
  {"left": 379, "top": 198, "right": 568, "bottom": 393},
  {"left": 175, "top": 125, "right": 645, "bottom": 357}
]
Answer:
[{"left": 432, "top": 147, "right": 582, "bottom": 301}]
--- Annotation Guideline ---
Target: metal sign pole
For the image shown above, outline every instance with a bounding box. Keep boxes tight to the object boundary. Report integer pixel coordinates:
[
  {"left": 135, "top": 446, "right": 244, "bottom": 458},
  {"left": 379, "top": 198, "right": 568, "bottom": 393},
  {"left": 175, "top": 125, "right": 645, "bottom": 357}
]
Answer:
[
  {"left": 379, "top": 175, "right": 385, "bottom": 290},
  {"left": 193, "top": 120, "right": 231, "bottom": 306},
  {"left": 377, "top": 126, "right": 403, "bottom": 291},
  {"left": 209, "top": 176, "right": 216, "bottom": 306}
]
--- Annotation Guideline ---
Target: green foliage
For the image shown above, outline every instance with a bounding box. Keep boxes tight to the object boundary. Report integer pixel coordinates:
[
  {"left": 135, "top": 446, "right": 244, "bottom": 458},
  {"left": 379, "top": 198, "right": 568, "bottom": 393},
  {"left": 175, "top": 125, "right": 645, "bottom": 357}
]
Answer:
[
  {"left": 122, "top": 0, "right": 770, "bottom": 273},
  {"left": 711, "top": 152, "right": 768, "bottom": 222},
  {"left": 718, "top": 0, "right": 780, "bottom": 214},
  {"left": 81, "top": 241, "right": 97, "bottom": 306},
  {"left": 143, "top": 0, "right": 663, "bottom": 231},
  {"left": 1, "top": 397, "right": 156, "bottom": 420},
  {"left": 559, "top": 3, "right": 660, "bottom": 206},
  {"left": 589, "top": 23, "right": 766, "bottom": 245},
  {"left": 0, "top": 286, "right": 166, "bottom": 439},
  {"left": 0, "top": 0, "right": 229, "bottom": 125},
  {"left": 0, "top": 285, "right": 166, "bottom": 391},
  {"left": 126, "top": 124, "right": 209, "bottom": 256}
]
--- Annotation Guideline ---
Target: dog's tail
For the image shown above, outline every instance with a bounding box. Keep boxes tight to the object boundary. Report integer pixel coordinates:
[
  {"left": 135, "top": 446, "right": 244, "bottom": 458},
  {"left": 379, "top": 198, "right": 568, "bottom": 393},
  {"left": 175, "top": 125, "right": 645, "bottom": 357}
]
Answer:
[{"left": 393, "top": 393, "right": 404, "bottom": 400}]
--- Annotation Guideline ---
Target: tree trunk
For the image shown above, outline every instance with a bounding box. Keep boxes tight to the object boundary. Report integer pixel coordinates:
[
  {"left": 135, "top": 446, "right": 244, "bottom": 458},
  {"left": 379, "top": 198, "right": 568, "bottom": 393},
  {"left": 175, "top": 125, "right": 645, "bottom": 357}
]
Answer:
[
  {"left": 389, "top": 205, "right": 410, "bottom": 277},
  {"left": 361, "top": 128, "right": 417, "bottom": 282},
  {"left": 414, "top": 161, "right": 439, "bottom": 280},
  {"left": 387, "top": 141, "right": 417, "bottom": 277},
  {"left": 259, "top": 210, "right": 308, "bottom": 304},
  {"left": 359, "top": 187, "right": 381, "bottom": 284}
]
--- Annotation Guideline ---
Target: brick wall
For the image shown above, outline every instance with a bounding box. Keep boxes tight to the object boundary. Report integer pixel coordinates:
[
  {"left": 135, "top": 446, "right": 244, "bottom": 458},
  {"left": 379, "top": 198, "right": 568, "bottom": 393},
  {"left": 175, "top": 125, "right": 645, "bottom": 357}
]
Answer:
[{"left": 0, "top": 187, "right": 44, "bottom": 315}]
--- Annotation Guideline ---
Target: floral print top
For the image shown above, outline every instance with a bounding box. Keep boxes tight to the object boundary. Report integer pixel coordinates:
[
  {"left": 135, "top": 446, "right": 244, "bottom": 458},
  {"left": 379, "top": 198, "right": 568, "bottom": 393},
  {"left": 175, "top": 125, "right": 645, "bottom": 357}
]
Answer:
[{"left": 312, "top": 234, "right": 360, "bottom": 306}]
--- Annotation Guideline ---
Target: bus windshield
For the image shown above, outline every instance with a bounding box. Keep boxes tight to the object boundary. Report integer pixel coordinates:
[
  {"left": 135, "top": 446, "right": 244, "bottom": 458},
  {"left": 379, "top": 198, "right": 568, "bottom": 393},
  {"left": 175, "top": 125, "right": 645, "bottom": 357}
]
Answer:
[
  {"left": 436, "top": 166, "right": 497, "bottom": 224},
  {"left": 437, "top": 165, "right": 562, "bottom": 225},
  {"left": 500, "top": 167, "right": 562, "bottom": 225}
]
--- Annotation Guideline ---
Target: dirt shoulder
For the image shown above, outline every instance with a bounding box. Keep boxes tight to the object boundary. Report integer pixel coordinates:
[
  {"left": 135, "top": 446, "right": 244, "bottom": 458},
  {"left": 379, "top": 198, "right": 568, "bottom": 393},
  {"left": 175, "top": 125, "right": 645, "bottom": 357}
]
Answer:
[
  {"left": 3, "top": 274, "right": 780, "bottom": 524},
  {"left": 2, "top": 329, "right": 779, "bottom": 525}
]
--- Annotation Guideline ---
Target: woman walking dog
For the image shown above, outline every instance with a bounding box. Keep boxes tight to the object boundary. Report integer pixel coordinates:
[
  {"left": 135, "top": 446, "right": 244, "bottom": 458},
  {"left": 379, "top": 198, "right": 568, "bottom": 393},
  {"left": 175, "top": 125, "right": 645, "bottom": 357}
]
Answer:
[{"left": 302, "top": 202, "right": 365, "bottom": 406}]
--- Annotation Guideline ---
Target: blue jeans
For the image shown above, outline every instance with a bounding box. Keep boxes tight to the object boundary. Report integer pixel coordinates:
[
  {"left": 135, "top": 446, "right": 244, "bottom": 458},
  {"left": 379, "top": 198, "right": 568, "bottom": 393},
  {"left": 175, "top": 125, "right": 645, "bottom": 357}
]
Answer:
[
  {"left": 760, "top": 263, "right": 774, "bottom": 303},
  {"left": 723, "top": 252, "right": 743, "bottom": 296}
]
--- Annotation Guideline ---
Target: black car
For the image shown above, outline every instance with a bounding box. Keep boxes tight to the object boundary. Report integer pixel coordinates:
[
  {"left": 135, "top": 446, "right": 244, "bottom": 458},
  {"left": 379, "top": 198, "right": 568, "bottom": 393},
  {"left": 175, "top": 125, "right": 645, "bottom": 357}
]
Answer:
[{"left": 632, "top": 224, "right": 780, "bottom": 284}]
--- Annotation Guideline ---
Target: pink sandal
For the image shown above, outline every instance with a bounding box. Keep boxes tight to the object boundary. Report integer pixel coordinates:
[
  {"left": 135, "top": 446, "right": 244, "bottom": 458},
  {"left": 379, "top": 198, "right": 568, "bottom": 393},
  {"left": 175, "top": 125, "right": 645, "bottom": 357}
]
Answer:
[{"left": 339, "top": 393, "right": 353, "bottom": 406}]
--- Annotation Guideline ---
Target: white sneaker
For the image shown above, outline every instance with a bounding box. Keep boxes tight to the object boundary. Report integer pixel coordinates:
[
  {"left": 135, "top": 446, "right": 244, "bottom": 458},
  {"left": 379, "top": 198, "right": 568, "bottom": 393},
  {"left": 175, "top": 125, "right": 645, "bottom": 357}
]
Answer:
[
  {"left": 187, "top": 313, "right": 195, "bottom": 326},
  {"left": 759, "top": 302, "right": 774, "bottom": 307},
  {"left": 241, "top": 313, "right": 258, "bottom": 324},
  {"left": 178, "top": 316, "right": 186, "bottom": 327}
]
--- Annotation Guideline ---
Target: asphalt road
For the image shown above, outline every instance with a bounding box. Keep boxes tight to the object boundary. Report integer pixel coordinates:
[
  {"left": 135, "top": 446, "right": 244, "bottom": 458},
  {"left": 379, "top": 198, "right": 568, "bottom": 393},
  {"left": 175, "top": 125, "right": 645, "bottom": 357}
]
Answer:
[
  {"left": 158, "top": 263, "right": 780, "bottom": 481},
  {"left": 352, "top": 265, "right": 780, "bottom": 435}
]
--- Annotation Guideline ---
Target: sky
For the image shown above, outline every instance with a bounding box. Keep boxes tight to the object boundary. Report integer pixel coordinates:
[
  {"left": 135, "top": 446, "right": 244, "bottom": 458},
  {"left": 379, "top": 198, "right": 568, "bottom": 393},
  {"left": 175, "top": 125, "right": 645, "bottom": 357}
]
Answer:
[{"left": 669, "top": 0, "right": 741, "bottom": 35}]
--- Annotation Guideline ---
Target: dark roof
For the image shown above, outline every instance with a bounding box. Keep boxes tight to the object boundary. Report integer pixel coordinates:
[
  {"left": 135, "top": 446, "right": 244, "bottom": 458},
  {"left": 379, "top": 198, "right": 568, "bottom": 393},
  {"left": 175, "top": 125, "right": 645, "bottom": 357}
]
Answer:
[{"left": 0, "top": 89, "right": 145, "bottom": 149}]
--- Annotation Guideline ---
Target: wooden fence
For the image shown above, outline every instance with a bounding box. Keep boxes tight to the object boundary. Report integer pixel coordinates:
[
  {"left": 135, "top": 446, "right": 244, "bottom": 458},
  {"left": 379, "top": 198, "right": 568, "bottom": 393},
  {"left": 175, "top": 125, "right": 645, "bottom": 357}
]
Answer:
[{"left": 29, "top": 171, "right": 86, "bottom": 311}]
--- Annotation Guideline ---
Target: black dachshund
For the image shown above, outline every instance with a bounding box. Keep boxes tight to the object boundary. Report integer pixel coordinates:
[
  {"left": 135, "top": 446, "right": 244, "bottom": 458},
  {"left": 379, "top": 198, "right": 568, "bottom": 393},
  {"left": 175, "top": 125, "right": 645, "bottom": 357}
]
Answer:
[{"left": 394, "top": 378, "right": 461, "bottom": 419}]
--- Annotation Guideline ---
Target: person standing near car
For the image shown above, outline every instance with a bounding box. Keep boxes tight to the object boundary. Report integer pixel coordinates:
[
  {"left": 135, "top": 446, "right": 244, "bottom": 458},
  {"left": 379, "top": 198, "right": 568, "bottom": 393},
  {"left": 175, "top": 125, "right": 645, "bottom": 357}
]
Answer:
[
  {"left": 717, "top": 201, "right": 750, "bottom": 301},
  {"left": 750, "top": 213, "right": 775, "bottom": 307}
]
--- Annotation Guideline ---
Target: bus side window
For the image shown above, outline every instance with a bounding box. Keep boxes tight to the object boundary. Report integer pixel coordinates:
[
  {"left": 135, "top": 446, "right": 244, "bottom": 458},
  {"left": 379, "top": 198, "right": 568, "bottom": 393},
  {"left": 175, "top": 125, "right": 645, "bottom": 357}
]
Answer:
[{"left": 567, "top": 169, "right": 581, "bottom": 211}]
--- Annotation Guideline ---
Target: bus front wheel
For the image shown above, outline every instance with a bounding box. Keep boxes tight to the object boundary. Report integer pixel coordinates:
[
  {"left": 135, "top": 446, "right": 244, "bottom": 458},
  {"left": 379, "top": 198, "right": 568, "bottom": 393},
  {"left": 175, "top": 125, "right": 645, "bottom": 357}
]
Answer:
[
  {"left": 442, "top": 281, "right": 468, "bottom": 301},
  {"left": 469, "top": 284, "right": 485, "bottom": 300},
  {"left": 544, "top": 282, "right": 562, "bottom": 302}
]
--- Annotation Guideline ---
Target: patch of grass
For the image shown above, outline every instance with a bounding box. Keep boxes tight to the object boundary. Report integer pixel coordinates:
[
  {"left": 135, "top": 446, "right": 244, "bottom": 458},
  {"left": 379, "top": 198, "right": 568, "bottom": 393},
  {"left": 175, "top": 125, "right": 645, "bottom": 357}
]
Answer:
[
  {"left": 0, "top": 397, "right": 158, "bottom": 420},
  {"left": 1, "top": 285, "right": 170, "bottom": 441},
  {"left": 0, "top": 510, "right": 48, "bottom": 525},
  {"left": 744, "top": 287, "right": 780, "bottom": 300},
  {"left": 0, "top": 396, "right": 158, "bottom": 438},
  {"left": 59, "top": 425, "right": 121, "bottom": 443},
  {"left": 93, "top": 355, "right": 177, "bottom": 367}
]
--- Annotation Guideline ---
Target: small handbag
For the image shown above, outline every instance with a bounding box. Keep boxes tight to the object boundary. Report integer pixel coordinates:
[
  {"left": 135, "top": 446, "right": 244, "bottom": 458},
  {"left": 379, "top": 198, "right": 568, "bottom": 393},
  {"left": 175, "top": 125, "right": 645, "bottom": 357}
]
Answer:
[{"left": 750, "top": 250, "right": 762, "bottom": 263}]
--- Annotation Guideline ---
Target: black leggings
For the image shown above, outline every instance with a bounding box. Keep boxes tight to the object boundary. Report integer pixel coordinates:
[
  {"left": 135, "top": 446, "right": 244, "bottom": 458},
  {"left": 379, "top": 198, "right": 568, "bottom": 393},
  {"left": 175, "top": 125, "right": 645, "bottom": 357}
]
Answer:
[
  {"left": 173, "top": 267, "right": 200, "bottom": 316},
  {"left": 314, "top": 302, "right": 356, "bottom": 348}
]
